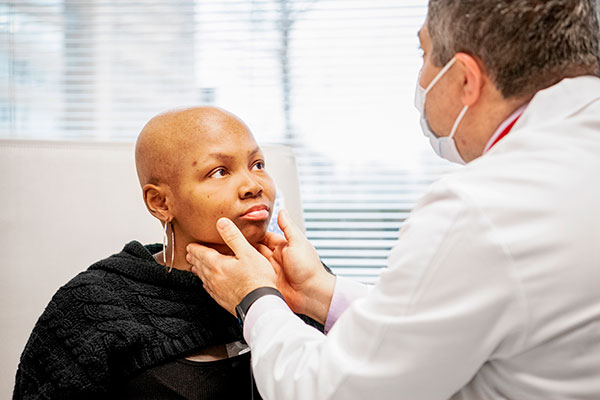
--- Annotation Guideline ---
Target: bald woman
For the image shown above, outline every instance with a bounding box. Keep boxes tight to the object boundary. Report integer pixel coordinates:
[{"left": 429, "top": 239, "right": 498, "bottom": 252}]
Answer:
[
  {"left": 135, "top": 107, "right": 277, "bottom": 271},
  {"left": 14, "top": 107, "right": 324, "bottom": 400}
]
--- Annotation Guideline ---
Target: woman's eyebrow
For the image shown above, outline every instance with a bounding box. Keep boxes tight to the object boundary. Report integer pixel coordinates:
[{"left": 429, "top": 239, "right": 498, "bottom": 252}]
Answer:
[
  {"left": 207, "top": 152, "right": 234, "bottom": 161},
  {"left": 248, "top": 147, "right": 261, "bottom": 158},
  {"left": 207, "top": 147, "right": 261, "bottom": 162}
]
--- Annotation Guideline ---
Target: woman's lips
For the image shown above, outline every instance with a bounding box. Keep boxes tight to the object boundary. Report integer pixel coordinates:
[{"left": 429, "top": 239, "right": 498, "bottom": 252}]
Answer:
[{"left": 239, "top": 204, "right": 270, "bottom": 221}]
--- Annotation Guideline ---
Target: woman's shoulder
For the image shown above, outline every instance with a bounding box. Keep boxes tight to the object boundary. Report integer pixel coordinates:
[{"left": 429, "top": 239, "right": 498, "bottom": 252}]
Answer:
[
  {"left": 45, "top": 241, "right": 153, "bottom": 312},
  {"left": 88, "top": 240, "right": 159, "bottom": 271},
  {"left": 43, "top": 267, "right": 125, "bottom": 322}
]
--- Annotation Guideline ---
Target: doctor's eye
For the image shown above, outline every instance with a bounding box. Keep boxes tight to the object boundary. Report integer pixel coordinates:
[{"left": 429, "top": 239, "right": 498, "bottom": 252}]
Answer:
[
  {"left": 209, "top": 168, "right": 228, "bottom": 179},
  {"left": 252, "top": 161, "right": 265, "bottom": 171}
]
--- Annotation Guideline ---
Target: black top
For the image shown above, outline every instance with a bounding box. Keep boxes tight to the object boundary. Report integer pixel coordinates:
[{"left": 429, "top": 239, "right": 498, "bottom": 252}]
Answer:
[
  {"left": 121, "top": 353, "right": 261, "bottom": 400},
  {"left": 14, "top": 241, "right": 323, "bottom": 399}
]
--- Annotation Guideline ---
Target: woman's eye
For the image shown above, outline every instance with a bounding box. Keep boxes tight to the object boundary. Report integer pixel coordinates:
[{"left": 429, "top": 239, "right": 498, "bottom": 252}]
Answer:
[
  {"left": 209, "top": 168, "right": 228, "bottom": 178},
  {"left": 252, "top": 161, "right": 265, "bottom": 171}
]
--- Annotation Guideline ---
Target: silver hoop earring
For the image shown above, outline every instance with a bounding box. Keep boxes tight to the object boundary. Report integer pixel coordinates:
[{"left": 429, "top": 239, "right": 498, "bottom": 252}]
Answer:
[
  {"left": 162, "top": 221, "right": 168, "bottom": 266},
  {"left": 162, "top": 221, "right": 175, "bottom": 272},
  {"left": 169, "top": 222, "right": 175, "bottom": 273}
]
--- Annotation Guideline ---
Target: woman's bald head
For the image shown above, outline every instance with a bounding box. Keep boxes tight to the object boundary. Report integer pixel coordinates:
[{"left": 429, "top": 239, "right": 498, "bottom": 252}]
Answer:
[
  {"left": 135, "top": 106, "right": 251, "bottom": 187},
  {"left": 134, "top": 106, "right": 276, "bottom": 251}
]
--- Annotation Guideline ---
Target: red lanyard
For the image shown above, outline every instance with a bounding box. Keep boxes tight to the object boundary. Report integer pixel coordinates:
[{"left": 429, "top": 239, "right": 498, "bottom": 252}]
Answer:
[{"left": 488, "top": 114, "right": 522, "bottom": 150}]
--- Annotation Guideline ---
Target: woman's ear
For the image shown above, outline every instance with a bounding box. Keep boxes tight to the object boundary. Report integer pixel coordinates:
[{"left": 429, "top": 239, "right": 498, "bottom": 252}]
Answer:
[
  {"left": 455, "top": 52, "right": 484, "bottom": 107},
  {"left": 143, "top": 184, "right": 172, "bottom": 222}
]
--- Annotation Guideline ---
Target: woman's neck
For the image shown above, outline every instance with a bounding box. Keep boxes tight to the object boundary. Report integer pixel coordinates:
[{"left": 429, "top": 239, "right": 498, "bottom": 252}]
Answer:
[{"left": 154, "top": 241, "right": 234, "bottom": 272}]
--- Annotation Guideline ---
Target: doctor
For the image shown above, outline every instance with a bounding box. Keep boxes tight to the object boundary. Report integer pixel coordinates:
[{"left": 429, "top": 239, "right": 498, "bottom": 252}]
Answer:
[{"left": 187, "top": 0, "right": 600, "bottom": 399}]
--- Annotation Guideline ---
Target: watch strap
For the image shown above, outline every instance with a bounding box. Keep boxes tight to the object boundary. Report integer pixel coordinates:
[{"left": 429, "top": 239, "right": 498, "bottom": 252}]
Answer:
[{"left": 235, "top": 287, "right": 284, "bottom": 326}]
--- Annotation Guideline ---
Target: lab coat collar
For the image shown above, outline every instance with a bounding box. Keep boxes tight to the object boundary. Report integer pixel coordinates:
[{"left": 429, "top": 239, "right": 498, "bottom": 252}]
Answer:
[
  {"left": 483, "top": 104, "right": 528, "bottom": 154},
  {"left": 514, "top": 75, "right": 600, "bottom": 131}
]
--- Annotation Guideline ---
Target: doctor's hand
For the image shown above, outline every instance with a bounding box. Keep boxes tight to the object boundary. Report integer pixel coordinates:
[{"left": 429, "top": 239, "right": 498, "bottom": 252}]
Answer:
[
  {"left": 258, "top": 210, "right": 336, "bottom": 325},
  {"left": 186, "top": 218, "right": 277, "bottom": 316}
]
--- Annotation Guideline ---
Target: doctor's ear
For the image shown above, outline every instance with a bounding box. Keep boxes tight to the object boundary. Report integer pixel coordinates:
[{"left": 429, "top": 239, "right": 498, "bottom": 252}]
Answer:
[
  {"left": 455, "top": 52, "right": 484, "bottom": 107},
  {"left": 143, "top": 184, "right": 173, "bottom": 222}
]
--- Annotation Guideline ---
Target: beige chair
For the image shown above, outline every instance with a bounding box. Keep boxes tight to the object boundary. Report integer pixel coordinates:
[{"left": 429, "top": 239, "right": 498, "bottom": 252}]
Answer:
[{"left": 0, "top": 139, "right": 304, "bottom": 398}]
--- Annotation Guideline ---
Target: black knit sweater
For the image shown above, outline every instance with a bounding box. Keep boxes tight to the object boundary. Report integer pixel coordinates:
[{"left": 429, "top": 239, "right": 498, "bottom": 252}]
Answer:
[{"left": 14, "top": 241, "right": 322, "bottom": 399}]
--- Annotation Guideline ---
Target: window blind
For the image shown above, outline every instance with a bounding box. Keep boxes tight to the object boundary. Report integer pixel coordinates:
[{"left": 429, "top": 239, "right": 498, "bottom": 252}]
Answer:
[{"left": 1, "top": 0, "right": 455, "bottom": 283}]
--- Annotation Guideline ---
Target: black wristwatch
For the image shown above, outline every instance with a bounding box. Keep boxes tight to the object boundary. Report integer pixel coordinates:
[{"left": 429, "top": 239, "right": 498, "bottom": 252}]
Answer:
[{"left": 235, "top": 287, "right": 285, "bottom": 326}]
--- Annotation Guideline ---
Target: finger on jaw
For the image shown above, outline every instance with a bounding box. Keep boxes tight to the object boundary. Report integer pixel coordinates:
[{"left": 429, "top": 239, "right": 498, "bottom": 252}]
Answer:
[
  {"left": 261, "top": 232, "right": 287, "bottom": 250},
  {"left": 216, "top": 217, "right": 253, "bottom": 258},
  {"left": 277, "top": 209, "right": 303, "bottom": 244}
]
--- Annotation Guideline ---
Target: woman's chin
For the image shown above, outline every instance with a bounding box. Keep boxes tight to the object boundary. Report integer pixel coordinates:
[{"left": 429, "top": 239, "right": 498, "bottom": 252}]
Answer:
[{"left": 239, "top": 224, "right": 269, "bottom": 244}]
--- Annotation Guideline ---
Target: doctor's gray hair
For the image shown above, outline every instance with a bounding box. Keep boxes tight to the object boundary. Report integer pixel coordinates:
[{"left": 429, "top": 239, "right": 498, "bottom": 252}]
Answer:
[{"left": 427, "top": 0, "right": 600, "bottom": 99}]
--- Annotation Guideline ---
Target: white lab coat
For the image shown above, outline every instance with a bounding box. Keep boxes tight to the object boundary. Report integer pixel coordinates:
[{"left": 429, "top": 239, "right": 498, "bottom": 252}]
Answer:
[{"left": 246, "top": 76, "right": 600, "bottom": 400}]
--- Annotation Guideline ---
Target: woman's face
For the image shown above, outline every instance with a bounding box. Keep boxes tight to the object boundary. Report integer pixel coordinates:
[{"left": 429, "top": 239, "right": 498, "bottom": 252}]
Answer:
[{"left": 169, "top": 127, "right": 276, "bottom": 247}]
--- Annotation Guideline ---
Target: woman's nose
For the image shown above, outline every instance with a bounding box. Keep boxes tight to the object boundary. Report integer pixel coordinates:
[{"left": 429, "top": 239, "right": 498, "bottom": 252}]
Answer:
[{"left": 239, "top": 173, "right": 263, "bottom": 199}]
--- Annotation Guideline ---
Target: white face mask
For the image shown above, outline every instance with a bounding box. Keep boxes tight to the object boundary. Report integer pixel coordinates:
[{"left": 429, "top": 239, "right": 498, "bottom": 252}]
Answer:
[{"left": 414, "top": 56, "right": 468, "bottom": 164}]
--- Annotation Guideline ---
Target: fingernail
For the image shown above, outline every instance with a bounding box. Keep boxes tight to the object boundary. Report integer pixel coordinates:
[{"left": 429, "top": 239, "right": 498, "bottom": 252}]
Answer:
[
  {"left": 186, "top": 244, "right": 191, "bottom": 253},
  {"left": 217, "top": 218, "right": 230, "bottom": 230}
]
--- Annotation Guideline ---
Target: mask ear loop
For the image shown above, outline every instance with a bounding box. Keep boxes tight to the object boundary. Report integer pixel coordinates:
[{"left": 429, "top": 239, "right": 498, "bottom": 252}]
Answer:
[
  {"left": 424, "top": 56, "right": 457, "bottom": 94},
  {"left": 449, "top": 105, "right": 469, "bottom": 139}
]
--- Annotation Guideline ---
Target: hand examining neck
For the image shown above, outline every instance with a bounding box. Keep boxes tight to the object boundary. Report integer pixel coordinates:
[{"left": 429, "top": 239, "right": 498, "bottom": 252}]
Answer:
[
  {"left": 258, "top": 210, "right": 336, "bottom": 324},
  {"left": 186, "top": 217, "right": 279, "bottom": 315},
  {"left": 186, "top": 210, "right": 336, "bottom": 324}
]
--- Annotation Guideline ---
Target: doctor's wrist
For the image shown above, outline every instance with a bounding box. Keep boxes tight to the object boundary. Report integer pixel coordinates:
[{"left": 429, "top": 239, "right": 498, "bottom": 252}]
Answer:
[
  {"left": 236, "top": 286, "right": 284, "bottom": 325},
  {"left": 299, "top": 272, "right": 337, "bottom": 325}
]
